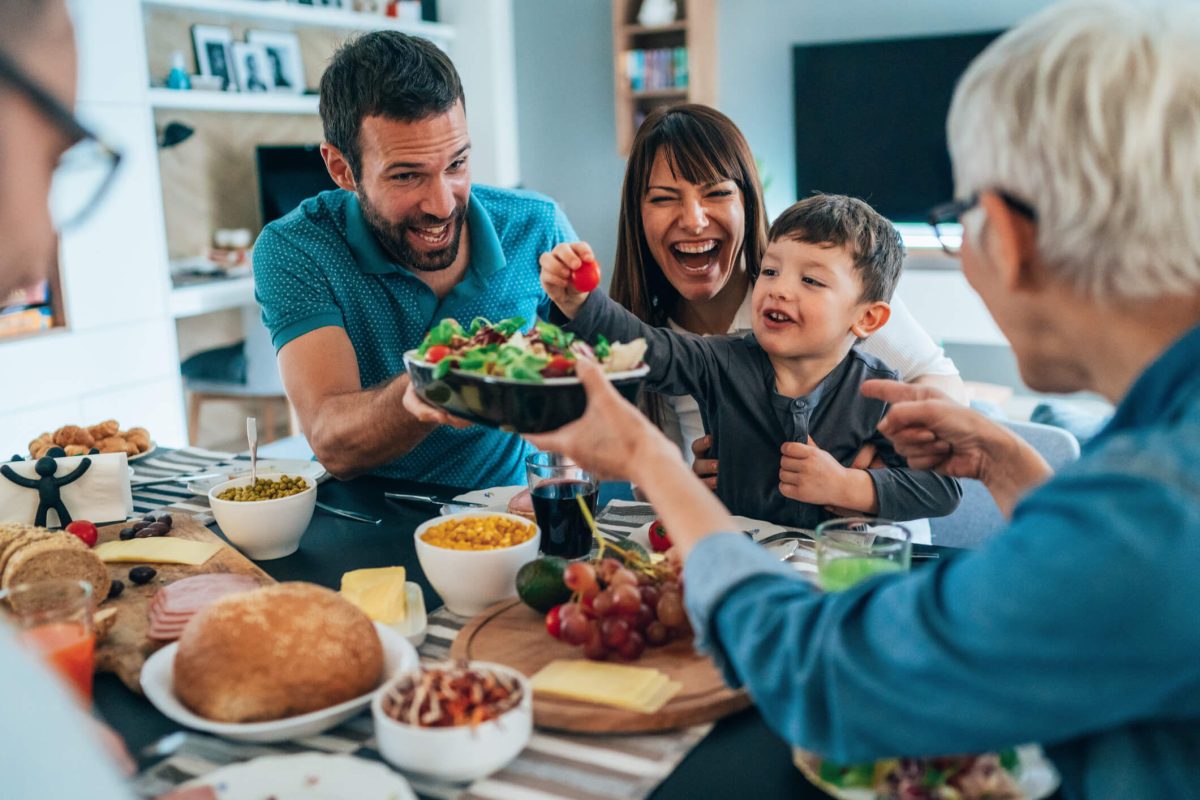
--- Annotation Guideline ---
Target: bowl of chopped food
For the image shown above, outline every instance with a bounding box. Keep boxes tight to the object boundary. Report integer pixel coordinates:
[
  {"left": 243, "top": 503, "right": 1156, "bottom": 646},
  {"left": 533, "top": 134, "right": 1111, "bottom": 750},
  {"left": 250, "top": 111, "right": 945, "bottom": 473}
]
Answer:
[
  {"left": 413, "top": 512, "right": 540, "bottom": 616},
  {"left": 403, "top": 317, "right": 650, "bottom": 433},
  {"left": 372, "top": 661, "right": 532, "bottom": 782},
  {"left": 208, "top": 473, "right": 316, "bottom": 560}
]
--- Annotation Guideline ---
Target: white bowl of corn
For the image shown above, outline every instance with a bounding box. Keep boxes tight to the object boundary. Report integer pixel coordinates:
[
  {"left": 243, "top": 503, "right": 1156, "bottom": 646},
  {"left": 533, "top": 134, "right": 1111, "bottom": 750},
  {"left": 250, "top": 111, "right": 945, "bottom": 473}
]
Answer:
[{"left": 413, "top": 512, "right": 540, "bottom": 616}]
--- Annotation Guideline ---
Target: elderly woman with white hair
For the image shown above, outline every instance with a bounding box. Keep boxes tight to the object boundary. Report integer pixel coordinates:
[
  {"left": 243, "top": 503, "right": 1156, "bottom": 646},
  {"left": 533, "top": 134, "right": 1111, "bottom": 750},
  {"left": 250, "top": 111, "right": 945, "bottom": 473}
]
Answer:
[{"left": 525, "top": 1, "right": 1200, "bottom": 796}]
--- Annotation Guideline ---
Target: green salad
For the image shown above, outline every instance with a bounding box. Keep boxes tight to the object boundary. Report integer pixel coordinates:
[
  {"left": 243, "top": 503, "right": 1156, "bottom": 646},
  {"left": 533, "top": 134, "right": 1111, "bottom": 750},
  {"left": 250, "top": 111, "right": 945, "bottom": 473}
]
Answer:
[{"left": 414, "top": 317, "right": 647, "bottom": 382}]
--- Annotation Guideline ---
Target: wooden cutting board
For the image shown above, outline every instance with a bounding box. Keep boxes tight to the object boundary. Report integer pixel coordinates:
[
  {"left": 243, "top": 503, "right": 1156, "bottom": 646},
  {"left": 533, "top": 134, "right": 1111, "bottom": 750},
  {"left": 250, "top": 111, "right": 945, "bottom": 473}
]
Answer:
[
  {"left": 94, "top": 514, "right": 273, "bottom": 692},
  {"left": 450, "top": 598, "right": 750, "bottom": 733}
]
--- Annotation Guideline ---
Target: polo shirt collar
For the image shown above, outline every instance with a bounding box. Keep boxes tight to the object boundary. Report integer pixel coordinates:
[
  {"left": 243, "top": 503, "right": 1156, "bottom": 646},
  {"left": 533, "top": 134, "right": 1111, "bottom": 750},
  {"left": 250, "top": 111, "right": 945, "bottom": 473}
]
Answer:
[{"left": 343, "top": 189, "right": 507, "bottom": 278}]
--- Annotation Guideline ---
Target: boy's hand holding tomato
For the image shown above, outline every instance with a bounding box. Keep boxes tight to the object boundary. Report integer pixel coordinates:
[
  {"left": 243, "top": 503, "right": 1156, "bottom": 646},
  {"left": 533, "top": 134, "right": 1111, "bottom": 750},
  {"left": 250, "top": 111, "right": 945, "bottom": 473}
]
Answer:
[{"left": 539, "top": 241, "right": 601, "bottom": 319}]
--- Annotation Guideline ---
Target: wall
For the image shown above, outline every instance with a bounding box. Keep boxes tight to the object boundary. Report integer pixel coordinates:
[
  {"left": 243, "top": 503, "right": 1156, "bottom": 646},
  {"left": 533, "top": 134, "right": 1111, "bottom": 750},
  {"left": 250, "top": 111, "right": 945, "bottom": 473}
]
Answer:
[
  {"left": 716, "top": 0, "right": 1059, "bottom": 220},
  {"left": 0, "top": 0, "right": 187, "bottom": 457},
  {"left": 512, "top": 0, "right": 626, "bottom": 283}
]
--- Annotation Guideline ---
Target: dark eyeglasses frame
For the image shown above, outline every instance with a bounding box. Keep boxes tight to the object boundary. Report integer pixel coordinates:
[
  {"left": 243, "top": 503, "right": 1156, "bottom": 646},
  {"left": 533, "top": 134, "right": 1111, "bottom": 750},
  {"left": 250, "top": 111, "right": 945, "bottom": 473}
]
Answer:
[
  {"left": 927, "top": 191, "right": 1037, "bottom": 256},
  {"left": 0, "top": 47, "right": 122, "bottom": 229}
]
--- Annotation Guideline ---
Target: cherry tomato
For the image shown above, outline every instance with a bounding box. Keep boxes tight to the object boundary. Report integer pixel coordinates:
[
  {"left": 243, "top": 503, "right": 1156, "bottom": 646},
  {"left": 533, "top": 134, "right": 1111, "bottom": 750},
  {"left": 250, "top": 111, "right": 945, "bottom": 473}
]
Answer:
[
  {"left": 571, "top": 260, "right": 601, "bottom": 293},
  {"left": 545, "top": 604, "right": 564, "bottom": 639},
  {"left": 541, "top": 355, "right": 575, "bottom": 378},
  {"left": 64, "top": 519, "right": 98, "bottom": 548},
  {"left": 648, "top": 519, "right": 672, "bottom": 552},
  {"left": 425, "top": 345, "right": 451, "bottom": 363}
]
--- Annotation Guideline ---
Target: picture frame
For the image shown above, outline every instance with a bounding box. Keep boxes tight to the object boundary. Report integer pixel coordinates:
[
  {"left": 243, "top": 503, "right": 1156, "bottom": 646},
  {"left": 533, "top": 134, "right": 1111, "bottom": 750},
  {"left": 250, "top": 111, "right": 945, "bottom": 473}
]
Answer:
[
  {"left": 246, "top": 30, "right": 305, "bottom": 94},
  {"left": 191, "top": 24, "right": 236, "bottom": 92},
  {"left": 231, "top": 42, "right": 275, "bottom": 93}
]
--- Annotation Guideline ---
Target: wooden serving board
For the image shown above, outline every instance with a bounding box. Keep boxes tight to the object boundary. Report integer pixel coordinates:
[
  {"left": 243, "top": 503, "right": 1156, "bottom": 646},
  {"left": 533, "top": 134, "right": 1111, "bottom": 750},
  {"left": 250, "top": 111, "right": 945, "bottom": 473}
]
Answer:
[
  {"left": 450, "top": 598, "right": 750, "bottom": 733},
  {"left": 94, "top": 515, "right": 274, "bottom": 692}
]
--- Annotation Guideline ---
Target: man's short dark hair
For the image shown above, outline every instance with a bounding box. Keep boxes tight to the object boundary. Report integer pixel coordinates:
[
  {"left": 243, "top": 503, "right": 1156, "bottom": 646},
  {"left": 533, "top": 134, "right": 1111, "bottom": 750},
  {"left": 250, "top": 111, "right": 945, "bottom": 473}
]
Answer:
[
  {"left": 319, "top": 31, "right": 464, "bottom": 180},
  {"left": 767, "top": 194, "right": 905, "bottom": 303}
]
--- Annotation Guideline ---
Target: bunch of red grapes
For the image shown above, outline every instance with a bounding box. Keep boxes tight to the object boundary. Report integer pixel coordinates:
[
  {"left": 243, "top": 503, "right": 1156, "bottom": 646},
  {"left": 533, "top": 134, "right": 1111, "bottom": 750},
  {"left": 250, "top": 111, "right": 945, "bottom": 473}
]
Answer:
[{"left": 545, "top": 556, "right": 690, "bottom": 661}]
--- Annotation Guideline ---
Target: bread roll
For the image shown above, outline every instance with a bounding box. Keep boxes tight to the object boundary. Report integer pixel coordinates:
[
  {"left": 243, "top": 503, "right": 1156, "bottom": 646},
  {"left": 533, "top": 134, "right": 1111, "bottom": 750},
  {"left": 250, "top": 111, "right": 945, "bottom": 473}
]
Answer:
[{"left": 173, "top": 582, "right": 383, "bottom": 723}]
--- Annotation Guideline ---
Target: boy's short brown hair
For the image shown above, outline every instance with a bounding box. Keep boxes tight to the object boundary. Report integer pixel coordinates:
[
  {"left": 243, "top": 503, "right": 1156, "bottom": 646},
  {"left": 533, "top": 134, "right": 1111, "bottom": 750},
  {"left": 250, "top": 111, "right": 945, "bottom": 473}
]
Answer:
[{"left": 767, "top": 194, "right": 905, "bottom": 303}]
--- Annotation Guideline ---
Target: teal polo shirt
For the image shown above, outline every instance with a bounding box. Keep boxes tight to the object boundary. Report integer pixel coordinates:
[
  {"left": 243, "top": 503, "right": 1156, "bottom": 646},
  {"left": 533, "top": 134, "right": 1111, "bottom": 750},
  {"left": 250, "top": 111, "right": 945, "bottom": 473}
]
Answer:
[{"left": 253, "top": 185, "right": 577, "bottom": 487}]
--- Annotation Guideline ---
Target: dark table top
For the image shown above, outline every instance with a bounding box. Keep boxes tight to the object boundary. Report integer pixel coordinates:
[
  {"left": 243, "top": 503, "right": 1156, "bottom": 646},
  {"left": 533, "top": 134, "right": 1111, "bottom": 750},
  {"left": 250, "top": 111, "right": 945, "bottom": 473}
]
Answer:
[{"left": 92, "top": 474, "right": 955, "bottom": 799}]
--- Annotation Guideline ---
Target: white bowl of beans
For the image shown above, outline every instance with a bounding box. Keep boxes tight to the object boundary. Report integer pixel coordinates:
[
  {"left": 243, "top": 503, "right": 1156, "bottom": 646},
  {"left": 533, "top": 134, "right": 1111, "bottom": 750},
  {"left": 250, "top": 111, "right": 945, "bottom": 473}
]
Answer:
[
  {"left": 413, "top": 512, "right": 540, "bottom": 616},
  {"left": 208, "top": 472, "right": 316, "bottom": 561}
]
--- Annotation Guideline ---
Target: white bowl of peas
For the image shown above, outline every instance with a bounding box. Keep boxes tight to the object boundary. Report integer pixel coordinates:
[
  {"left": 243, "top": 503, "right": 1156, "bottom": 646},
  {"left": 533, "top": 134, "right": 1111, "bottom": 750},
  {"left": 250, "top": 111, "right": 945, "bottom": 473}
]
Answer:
[
  {"left": 208, "top": 472, "right": 316, "bottom": 560},
  {"left": 414, "top": 512, "right": 541, "bottom": 616}
]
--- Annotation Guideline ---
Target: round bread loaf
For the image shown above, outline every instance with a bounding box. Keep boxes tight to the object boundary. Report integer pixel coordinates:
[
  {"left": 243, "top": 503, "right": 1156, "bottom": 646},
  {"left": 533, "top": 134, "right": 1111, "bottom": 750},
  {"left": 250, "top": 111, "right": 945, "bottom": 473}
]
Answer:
[
  {"left": 506, "top": 488, "right": 536, "bottom": 522},
  {"left": 173, "top": 582, "right": 383, "bottom": 723}
]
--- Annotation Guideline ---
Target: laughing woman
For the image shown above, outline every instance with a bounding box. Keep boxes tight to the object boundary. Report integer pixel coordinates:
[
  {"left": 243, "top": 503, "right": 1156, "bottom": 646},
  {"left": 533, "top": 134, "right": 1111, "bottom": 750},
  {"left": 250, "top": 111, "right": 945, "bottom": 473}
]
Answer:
[{"left": 607, "top": 104, "right": 965, "bottom": 463}]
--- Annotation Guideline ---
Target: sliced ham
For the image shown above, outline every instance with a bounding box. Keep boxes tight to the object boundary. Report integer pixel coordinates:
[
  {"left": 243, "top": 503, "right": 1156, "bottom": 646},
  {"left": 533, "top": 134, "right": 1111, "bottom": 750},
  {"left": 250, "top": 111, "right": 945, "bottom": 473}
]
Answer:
[{"left": 146, "top": 574, "right": 264, "bottom": 642}]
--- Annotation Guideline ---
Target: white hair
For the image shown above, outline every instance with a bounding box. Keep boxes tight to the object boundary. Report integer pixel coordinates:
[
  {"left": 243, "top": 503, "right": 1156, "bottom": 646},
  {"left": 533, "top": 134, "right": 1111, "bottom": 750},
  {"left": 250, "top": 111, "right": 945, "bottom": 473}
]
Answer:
[{"left": 947, "top": 0, "right": 1200, "bottom": 301}]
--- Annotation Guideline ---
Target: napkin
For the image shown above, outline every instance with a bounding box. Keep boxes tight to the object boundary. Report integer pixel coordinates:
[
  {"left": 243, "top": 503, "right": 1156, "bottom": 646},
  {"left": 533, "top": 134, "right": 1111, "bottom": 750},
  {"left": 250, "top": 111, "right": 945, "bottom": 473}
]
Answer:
[{"left": 0, "top": 453, "right": 134, "bottom": 527}]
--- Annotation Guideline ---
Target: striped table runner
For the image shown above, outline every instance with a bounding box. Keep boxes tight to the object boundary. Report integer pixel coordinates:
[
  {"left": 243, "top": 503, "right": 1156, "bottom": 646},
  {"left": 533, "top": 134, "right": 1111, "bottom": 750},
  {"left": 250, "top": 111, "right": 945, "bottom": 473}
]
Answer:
[
  {"left": 128, "top": 447, "right": 243, "bottom": 524},
  {"left": 130, "top": 501, "right": 719, "bottom": 800}
]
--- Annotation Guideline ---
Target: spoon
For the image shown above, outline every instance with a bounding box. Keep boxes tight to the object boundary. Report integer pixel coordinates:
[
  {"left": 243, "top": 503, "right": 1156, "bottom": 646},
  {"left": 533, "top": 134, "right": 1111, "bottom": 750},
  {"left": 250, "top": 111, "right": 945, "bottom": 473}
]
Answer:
[{"left": 246, "top": 417, "right": 258, "bottom": 485}]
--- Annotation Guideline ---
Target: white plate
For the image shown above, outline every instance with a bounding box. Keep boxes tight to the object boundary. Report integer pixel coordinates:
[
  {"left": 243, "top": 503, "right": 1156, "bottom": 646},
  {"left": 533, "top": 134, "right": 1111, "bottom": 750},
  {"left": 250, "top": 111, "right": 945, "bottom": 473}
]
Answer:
[
  {"left": 188, "top": 460, "right": 327, "bottom": 495},
  {"left": 127, "top": 443, "right": 158, "bottom": 463},
  {"left": 439, "top": 485, "right": 525, "bottom": 516},
  {"left": 182, "top": 753, "right": 415, "bottom": 800},
  {"left": 796, "top": 745, "right": 1060, "bottom": 800},
  {"left": 141, "top": 622, "right": 418, "bottom": 743}
]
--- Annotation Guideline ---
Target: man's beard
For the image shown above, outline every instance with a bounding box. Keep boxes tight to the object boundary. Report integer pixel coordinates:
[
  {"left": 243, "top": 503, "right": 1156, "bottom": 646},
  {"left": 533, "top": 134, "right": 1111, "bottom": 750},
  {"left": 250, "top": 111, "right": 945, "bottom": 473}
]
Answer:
[{"left": 358, "top": 189, "right": 467, "bottom": 273}]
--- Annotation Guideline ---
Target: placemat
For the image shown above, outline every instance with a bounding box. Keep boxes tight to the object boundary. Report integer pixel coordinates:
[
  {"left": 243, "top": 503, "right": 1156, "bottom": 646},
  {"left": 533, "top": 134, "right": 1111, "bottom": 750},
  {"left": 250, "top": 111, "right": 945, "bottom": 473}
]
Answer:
[
  {"left": 128, "top": 447, "right": 241, "bottom": 524},
  {"left": 129, "top": 501, "right": 719, "bottom": 800}
]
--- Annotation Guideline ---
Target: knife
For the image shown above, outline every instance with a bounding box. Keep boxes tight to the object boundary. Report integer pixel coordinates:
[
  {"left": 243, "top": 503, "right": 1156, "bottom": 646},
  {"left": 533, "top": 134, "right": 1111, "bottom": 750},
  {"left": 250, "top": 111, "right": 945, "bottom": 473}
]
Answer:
[{"left": 383, "top": 492, "right": 487, "bottom": 509}]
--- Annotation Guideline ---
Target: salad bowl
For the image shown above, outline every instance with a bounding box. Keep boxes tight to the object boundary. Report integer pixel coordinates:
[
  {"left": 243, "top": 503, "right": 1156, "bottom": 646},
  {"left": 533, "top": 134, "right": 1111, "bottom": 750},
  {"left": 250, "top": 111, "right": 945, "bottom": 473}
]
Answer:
[{"left": 403, "top": 317, "right": 649, "bottom": 433}]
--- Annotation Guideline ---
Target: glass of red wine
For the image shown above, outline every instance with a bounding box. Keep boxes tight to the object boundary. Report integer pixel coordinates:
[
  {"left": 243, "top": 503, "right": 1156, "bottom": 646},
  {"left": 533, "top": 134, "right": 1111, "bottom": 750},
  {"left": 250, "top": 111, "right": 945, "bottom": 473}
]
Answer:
[{"left": 526, "top": 452, "right": 598, "bottom": 560}]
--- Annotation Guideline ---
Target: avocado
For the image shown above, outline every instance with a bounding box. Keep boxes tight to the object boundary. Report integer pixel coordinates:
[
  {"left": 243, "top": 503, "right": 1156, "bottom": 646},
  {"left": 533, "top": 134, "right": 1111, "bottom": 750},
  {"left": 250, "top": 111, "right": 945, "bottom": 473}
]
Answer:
[{"left": 516, "top": 556, "right": 571, "bottom": 613}]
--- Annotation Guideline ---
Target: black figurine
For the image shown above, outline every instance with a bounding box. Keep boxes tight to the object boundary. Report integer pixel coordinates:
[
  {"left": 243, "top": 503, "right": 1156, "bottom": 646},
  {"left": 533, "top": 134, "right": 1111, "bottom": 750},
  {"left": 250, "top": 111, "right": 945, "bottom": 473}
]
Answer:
[{"left": 0, "top": 455, "right": 91, "bottom": 527}]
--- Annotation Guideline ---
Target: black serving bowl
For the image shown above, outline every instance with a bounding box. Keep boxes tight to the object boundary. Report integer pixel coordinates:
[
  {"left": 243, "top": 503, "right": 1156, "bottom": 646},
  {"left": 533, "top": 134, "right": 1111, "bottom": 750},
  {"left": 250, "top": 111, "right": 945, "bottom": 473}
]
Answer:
[{"left": 404, "top": 350, "right": 650, "bottom": 433}]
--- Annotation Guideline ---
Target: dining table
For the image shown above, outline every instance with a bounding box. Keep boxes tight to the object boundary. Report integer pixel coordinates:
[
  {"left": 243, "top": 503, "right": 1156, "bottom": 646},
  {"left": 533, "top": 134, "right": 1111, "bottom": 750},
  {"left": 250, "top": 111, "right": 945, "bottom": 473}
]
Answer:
[{"left": 94, "top": 471, "right": 1057, "bottom": 799}]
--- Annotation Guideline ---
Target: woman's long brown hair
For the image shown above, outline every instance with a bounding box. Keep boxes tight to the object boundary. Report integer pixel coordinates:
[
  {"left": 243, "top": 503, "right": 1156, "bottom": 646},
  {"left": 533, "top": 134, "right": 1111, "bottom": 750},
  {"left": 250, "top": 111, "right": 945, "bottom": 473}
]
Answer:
[{"left": 609, "top": 104, "right": 769, "bottom": 432}]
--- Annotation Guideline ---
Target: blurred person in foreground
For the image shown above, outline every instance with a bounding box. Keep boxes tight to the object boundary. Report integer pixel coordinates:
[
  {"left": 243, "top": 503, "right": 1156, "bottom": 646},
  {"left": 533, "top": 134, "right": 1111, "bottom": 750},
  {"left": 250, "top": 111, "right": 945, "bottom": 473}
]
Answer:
[
  {"left": 524, "top": 2, "right": 1200, "bottom": 797},
  {"left": 0, "top": 0, "right": 134, "bottom": 796}
]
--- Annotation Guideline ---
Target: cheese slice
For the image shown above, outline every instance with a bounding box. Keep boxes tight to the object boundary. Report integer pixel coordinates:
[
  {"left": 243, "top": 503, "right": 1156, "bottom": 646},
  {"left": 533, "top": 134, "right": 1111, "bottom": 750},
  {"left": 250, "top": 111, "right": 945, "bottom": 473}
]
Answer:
[
  {"left": 340, "top": 566, "right": 407, "bottom": 624},
  {"left": 530, "top": 660, "right": 682, "bottom": 713},
  {"left": 94, "top": 538, "right": 221, "bottom": 566}
]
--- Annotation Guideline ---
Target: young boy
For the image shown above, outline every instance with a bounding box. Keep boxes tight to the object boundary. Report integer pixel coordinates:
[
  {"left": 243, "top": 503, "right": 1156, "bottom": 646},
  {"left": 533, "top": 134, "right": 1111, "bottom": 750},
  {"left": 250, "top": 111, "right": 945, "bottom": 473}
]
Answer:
[{"left": 540, "top": 194, "right": 961, "bottom": 529}]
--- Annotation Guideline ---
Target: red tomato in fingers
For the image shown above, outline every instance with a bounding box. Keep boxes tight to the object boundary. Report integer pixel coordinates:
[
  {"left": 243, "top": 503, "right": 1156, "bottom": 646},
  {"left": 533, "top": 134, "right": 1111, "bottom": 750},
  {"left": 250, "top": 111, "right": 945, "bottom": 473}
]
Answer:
[
  {"left": 648, "top": 519, "right": 672, "bottom": 553},
  {"left": 571, "top": 260, "right": 601, "bottom": 293},
  {"left": 65, "top": 520, "right": 98, "bottom": 548},
  {"left": 546, "top": 604, "right": 564, "bottom": 639},
  {"left": 425, "top": 345, "right": 451, "bottom": 363}
]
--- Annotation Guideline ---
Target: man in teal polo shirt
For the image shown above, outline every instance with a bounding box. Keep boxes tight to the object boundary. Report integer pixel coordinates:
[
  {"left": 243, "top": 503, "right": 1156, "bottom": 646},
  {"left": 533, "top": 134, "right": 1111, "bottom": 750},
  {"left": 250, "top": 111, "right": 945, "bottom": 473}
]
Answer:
[{"left": 254, "top": 31, "right": 575, "bottom": 486}]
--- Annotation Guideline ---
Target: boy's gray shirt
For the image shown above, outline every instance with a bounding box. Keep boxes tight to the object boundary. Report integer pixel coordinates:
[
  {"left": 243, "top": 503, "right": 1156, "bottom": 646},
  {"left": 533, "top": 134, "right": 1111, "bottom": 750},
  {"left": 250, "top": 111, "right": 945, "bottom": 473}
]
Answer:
[{"left": 564, "top": 292, "right": 962, "bottom": 528}]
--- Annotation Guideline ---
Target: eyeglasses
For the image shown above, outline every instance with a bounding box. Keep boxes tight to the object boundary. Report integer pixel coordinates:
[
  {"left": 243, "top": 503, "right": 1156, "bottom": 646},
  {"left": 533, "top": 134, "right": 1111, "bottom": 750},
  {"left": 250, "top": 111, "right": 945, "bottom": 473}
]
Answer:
[
  {"left": 927, "top": 191, "right": 1037, "bottom": 256},
  {"left": 0, "top": 48, "right": 122, "bottom": 231}
]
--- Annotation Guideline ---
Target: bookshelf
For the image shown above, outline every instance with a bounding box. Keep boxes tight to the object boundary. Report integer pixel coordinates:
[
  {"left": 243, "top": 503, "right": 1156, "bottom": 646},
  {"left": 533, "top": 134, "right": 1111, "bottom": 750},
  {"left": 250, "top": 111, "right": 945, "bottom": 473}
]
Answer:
[{"left": 612, "top": 0, "right": 717, "bottom": 156}]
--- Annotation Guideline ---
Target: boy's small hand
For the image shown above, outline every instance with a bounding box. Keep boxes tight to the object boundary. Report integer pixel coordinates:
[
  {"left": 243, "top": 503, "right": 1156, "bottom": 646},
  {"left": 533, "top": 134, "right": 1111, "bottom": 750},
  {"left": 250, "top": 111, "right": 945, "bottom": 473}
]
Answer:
[
  {"left": 778, "top": 437, "right": 850, "bottom": 506},
  {"left": 539, "top": 241, "right": 597, "bottom": 319}
]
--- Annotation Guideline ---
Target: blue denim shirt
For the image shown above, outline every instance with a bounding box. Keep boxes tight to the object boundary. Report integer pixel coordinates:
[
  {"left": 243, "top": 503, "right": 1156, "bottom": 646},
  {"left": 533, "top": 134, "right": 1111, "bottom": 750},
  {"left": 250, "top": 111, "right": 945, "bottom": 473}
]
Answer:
[{"left": 684, "top": 324, "right": 1200, "bottom": 800}]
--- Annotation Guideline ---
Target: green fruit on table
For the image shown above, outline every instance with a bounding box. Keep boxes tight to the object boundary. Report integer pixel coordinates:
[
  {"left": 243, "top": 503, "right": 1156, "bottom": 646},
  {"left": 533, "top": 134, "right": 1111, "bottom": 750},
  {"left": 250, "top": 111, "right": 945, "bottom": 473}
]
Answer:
[{"left": 516, "top": 556, "right": 571, "bottom": 613}]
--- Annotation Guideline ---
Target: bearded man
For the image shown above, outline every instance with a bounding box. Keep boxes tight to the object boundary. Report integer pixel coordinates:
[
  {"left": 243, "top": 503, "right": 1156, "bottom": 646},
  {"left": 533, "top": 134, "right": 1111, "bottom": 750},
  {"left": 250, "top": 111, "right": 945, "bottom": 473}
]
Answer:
[{"left": 255, "top": 32, "right": 576, "bottom": 483}]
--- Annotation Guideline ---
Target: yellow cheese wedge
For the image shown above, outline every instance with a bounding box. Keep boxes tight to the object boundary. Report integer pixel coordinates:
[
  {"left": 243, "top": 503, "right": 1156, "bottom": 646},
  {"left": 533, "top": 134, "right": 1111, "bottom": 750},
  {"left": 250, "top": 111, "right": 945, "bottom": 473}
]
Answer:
[
  {"left": 93, "top": 538, "right": 221, "bottom": 566},
  {"left": 530, "top": 660, "right": 682, "bottom": 713},
  {"left": 340, "top": 566, "right": 407, "bottom": 624}
]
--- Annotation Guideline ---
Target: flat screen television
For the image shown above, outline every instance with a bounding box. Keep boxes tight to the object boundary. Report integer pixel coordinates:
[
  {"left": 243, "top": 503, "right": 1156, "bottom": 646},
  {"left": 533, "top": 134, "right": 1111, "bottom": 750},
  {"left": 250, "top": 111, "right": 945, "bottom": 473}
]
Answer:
[
  {"left": 256, "top": 144, "right": 338, "bottom": 226},
  {"left": 792, "top": 31, "right": 1002, "bottom": 222}
]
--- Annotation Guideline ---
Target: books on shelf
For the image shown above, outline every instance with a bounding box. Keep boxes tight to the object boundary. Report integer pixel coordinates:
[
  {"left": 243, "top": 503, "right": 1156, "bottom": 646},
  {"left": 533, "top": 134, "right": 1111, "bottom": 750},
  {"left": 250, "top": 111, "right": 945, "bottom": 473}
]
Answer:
[
  {"left": 0, "top": 307, "right": 53, "bottom": 338},
  {"left": 624, "top": 47, "right": 688, "bottom": 93}
]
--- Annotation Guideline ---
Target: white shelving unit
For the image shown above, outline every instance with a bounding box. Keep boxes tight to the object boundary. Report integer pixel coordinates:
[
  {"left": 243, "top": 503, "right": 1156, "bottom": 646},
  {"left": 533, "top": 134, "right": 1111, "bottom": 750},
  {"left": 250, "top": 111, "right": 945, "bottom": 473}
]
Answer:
[
  {"left": 169, "top": 275, "right": 256, "bottom": 318},
  {"left": 149, "top": 87, "right": 319, "bottom": 114},
  {"left": 141, "top": 0, "right": 455, "bottom": 43}
]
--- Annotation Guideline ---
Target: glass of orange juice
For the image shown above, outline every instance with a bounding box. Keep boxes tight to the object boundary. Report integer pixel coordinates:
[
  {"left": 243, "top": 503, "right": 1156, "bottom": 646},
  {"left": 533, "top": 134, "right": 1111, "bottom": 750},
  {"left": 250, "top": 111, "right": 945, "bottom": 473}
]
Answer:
[{"left": 0, "top": 579, "right": 96, "bottom": 702}]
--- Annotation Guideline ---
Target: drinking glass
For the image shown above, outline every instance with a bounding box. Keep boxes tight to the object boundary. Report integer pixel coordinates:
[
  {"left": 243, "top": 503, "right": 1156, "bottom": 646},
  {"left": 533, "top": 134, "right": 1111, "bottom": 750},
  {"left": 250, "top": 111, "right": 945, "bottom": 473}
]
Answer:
[
  {"left": 526, "top": 452, "right": 598, "bottom": 560},
  {"left": 815, "top": 517, "right": 912, "bottom": 592},
  {"left": 0, "top": 579, "right": 96, "bottom": 702}
]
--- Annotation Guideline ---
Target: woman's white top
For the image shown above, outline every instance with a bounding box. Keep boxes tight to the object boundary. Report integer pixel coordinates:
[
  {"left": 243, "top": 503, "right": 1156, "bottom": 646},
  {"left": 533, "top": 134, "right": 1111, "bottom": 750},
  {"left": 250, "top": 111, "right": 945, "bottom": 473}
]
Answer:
[{"left": 663, "top": 290, "right": 959, "bottom": 459}]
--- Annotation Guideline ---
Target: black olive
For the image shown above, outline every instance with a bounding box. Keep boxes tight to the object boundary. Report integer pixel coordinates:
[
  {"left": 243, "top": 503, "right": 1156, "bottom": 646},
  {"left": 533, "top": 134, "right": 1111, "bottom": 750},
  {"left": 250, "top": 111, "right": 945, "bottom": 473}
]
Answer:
[
  {"left": 142, "top": 513, "right": 156, "bottom": 522},
  {"left": 157, "top": 514, "right": 173, "bottom": 529},
  {"left": 118, "top": 527, "right": 136, "bottom": 541},
  {"left": 144, "top": 523, "right": 169, "bottom": 537},
  {"left": 128, "top": 566, "right": 156, "bottom": 584},
  {"left": 135, "top": 528, "right": 156, "bottom": 539},
  {"left": 131, "top": 520, "right": 149, "bottom": 532},
  {"left": 106, "top": 580, "right": 124, "bottom": 599}
]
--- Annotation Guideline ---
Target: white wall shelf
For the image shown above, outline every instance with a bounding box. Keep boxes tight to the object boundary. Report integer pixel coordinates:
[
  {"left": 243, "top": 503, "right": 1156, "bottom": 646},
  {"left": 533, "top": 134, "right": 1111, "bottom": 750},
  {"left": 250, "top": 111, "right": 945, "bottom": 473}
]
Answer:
[
  {"left": 149, "top": 87, "right": 319, "bottom": 113},
  {"left": 170, "top": 275, "right": 256, "bottom": 318},
  {"left": 141, "top": 0, "right": 455, "bottom": 41}
]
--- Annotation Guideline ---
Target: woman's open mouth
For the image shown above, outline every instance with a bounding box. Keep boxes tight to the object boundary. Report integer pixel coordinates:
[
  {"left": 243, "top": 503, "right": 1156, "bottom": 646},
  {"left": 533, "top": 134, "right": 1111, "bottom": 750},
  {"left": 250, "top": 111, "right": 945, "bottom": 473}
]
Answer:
[{"left": 670, "top": 239, "right": 722, "bottom": 274}]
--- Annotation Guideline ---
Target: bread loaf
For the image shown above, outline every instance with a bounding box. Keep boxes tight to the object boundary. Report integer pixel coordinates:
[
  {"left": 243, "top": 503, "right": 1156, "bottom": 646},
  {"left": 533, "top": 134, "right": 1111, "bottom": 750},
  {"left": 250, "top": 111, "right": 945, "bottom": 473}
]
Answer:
[
  {"left": 173, "top": 582, "right": 384, "bottom": 723},
  {"left": 0, "top": 524, "right": 110, "bottom": 607}
]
